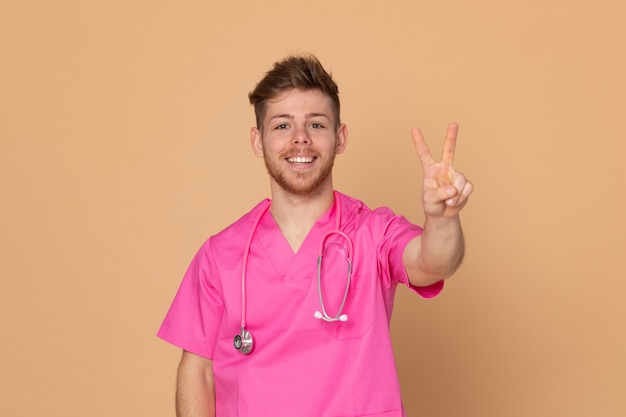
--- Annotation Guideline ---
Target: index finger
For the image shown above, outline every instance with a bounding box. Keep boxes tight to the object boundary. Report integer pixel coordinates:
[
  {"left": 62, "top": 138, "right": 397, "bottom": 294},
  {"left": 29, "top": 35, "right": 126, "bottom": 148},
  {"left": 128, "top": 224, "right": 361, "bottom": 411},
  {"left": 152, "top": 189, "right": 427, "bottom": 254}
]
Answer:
[
  {"left": 411, "top": 127, "right": 435, "bottom": 168},
  {"left": 441, "top": 123, "right": 459, "bottom": 165}
]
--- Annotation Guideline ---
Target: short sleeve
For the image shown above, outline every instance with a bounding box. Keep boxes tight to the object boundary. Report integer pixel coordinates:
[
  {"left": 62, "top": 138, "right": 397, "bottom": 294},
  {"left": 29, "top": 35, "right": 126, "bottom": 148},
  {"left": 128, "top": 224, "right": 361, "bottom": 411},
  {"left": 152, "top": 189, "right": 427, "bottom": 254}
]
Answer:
[
  {"left": 157, "top": 238, "right": 224, "bottom": 359},
  {"left": 377, "top": 213, "right": 444, "bottom": 299},
  {"left": 408, "top": 279, "right": 444, "bottom": 298}
]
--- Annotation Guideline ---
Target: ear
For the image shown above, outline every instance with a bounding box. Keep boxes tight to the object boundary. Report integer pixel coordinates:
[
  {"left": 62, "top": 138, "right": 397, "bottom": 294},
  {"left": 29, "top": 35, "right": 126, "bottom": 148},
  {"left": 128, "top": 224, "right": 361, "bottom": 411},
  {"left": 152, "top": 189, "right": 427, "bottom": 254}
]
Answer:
[
  {"left": 334, "top": 123, "right": 348, "bottom": 155},
  {"left": 250, "top": 127, "right": 264, "bottom": 158}
]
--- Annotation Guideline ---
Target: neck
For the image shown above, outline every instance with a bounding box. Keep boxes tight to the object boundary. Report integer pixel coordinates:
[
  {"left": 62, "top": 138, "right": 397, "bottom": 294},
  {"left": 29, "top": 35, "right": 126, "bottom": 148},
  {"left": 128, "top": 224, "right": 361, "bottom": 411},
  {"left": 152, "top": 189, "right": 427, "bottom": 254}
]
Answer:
[{"left": 269, "top": 187, "right": 336, "bottom": 253}]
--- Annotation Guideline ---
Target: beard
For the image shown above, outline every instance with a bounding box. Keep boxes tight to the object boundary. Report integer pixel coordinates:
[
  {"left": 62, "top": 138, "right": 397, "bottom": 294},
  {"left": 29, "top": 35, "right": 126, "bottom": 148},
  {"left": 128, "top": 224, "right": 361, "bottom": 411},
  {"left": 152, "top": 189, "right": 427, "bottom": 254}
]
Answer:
[{"left": 262, "top": 148, "right": 336, "bottom": 196}]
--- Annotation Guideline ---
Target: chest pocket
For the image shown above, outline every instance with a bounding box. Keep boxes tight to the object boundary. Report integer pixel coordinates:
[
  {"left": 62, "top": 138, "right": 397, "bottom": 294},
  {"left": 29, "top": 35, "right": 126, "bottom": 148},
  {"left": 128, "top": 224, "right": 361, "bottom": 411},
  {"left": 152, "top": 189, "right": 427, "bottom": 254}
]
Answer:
[{"left": 317, "top": 270, "right": 378, "bottom": 341}]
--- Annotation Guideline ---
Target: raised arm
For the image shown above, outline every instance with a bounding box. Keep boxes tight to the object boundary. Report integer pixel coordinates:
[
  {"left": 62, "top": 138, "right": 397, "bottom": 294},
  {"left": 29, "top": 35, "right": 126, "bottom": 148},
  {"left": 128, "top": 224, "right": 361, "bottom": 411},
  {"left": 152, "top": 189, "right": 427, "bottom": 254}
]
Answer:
[
  {"left": 176, "top": 351, "right": 216, "bottom": 417},
  {"left": 403, "top": 123, "right": 474, "bottom": 287}
]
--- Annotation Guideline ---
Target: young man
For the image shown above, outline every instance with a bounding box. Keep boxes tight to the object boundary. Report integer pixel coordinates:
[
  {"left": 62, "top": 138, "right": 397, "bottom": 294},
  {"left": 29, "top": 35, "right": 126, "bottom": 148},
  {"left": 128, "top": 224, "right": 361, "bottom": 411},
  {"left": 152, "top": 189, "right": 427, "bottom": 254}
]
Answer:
[{"left": 158, "top": 54, "right": 473, "bottom": 417}]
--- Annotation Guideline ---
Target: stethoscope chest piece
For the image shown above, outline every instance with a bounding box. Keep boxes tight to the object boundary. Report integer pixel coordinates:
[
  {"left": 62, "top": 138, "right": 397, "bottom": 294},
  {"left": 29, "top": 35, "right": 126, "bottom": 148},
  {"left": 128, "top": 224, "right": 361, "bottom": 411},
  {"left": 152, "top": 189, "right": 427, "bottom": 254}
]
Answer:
[{"left": 234, "top": 328, "right": 253, "bottom": 355}]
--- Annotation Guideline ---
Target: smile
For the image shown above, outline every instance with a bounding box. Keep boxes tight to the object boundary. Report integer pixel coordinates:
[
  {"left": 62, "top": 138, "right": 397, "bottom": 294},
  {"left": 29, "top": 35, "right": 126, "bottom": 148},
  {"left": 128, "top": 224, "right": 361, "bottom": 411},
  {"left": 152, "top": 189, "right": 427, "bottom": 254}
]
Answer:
[{"left": 286, "top": 156, "right": 316, "bottom": 164}]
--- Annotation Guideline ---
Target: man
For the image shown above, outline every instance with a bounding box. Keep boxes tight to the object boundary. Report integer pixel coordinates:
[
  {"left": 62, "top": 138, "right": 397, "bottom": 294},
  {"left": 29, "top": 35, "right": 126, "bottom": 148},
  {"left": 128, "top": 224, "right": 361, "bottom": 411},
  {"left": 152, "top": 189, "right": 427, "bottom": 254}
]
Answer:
[{"left": 158, "top": 54, "right": 473, "bottom": 417}]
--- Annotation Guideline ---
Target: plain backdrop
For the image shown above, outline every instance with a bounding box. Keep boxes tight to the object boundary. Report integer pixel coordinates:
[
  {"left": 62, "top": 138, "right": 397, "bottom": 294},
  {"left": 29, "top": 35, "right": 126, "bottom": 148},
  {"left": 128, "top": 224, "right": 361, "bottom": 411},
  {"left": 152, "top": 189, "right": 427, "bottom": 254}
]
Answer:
[{"left": 1, "top": 1, "right": 625, "bottom": 416}]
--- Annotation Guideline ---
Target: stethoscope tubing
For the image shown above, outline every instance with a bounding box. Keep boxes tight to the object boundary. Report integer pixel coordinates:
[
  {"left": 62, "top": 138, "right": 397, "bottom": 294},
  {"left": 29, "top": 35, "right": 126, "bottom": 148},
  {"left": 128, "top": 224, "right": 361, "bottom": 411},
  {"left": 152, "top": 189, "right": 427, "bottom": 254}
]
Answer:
[
  {"left": 237, "top": 192, "right": 354, "bottom": 354},
  {"left": 240, "top": 201, "right": 271, "bottom": 330},
  {"left": 315, "top": 228, "right": 353, "bottom": 322}
]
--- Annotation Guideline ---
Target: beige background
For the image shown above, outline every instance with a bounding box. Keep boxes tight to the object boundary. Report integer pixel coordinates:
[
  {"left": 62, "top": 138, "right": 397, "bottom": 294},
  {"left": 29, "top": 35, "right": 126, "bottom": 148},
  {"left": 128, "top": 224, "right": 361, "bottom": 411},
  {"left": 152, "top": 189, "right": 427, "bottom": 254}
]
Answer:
[{"left": 1, "top": 1, "right": 625, "bottom": 416}]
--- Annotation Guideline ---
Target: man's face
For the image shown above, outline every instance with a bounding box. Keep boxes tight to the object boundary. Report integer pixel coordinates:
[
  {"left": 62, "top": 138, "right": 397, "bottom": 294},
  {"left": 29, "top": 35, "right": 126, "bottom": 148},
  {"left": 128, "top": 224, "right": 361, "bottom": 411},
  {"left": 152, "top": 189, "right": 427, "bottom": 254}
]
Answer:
[{"left": 251, "top": 88, "right": 347, "bottom": 196}]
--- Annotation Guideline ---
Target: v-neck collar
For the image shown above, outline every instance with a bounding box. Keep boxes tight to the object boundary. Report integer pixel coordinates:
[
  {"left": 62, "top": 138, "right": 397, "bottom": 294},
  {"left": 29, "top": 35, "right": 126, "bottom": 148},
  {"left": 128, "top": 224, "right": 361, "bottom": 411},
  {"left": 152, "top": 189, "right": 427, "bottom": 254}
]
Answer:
[{"left": 255, "top": 196, "right": 339, "bottom": 279}]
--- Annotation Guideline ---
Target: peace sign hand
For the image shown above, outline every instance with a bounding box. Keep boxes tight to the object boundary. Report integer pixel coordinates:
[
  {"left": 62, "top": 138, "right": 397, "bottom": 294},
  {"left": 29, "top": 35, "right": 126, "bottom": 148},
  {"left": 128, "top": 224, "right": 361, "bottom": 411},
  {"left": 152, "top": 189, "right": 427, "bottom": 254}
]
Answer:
[{"left": 412, "top": 123, "right": 473, "bottom": 219}]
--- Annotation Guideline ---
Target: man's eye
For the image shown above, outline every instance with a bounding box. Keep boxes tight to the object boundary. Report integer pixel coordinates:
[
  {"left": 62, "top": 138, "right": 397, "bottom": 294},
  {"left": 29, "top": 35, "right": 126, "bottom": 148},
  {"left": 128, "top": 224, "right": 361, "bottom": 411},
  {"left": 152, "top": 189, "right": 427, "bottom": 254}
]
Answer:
[
  {"left": 310, "top": 123, "right": 324, "bottom": 129},
  {"left": 275, "top": 123, "right": 289, "bottom": 130}
]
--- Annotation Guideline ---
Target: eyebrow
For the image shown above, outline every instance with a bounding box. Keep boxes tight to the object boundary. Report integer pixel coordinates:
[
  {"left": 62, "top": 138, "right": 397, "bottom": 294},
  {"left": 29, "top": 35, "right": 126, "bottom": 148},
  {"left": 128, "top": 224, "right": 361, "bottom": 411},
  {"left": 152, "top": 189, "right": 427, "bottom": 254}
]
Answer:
[{"left": 268, "top": 112, "right": 331, "bottom": 121}]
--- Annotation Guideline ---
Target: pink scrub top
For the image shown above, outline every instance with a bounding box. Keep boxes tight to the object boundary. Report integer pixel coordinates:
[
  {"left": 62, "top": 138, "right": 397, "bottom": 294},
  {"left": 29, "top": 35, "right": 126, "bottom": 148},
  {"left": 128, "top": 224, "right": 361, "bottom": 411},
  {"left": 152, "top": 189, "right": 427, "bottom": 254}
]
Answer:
[{"left": 158, "top": 192, "right": 443, "bottom": 417}]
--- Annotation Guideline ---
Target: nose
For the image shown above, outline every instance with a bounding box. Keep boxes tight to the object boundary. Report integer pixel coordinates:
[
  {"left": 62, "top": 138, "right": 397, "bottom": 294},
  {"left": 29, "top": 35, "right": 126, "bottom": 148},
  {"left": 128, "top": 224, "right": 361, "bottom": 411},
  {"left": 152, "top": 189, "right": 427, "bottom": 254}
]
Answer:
[{"left": 291, "top": 125, "right": 311, "bottom": 145}]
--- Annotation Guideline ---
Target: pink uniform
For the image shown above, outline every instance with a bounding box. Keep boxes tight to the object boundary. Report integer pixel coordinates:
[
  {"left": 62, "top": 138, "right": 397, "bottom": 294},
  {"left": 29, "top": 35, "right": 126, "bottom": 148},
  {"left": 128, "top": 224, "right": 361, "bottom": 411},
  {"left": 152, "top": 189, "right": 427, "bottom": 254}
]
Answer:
[{"left": 158, "top": 192, "right": 443, "bottom": 417}]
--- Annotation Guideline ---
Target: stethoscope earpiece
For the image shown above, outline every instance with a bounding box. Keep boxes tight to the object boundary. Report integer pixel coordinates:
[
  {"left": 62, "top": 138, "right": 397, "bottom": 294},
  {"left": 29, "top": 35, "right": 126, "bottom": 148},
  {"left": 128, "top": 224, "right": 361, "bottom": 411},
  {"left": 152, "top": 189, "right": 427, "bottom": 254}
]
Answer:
[{"left": 314, "top": 311, "right": 348, "bottom": 322}]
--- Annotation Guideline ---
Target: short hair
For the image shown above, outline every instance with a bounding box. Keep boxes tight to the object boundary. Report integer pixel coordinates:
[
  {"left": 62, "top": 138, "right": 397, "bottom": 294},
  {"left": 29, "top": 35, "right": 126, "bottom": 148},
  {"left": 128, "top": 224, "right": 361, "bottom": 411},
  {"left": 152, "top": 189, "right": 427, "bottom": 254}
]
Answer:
[{"left": 249, "top": 54, "right": 341, "bottom": 131}]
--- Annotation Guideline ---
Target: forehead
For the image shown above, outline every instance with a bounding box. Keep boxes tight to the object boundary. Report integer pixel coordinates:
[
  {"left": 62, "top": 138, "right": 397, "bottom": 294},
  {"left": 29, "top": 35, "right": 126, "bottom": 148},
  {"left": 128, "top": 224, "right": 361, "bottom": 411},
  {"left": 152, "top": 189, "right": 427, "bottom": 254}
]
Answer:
[{"left": 264, "top": 88, "right": 334, "bottom": 119}]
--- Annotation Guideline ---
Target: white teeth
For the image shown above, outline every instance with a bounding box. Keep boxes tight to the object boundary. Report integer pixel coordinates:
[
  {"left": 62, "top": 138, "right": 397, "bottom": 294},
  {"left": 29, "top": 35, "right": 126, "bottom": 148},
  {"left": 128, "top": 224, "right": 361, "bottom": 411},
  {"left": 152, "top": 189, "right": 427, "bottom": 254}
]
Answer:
[{"left": 288, "top": 156, "right": 314, "bottom": 163}]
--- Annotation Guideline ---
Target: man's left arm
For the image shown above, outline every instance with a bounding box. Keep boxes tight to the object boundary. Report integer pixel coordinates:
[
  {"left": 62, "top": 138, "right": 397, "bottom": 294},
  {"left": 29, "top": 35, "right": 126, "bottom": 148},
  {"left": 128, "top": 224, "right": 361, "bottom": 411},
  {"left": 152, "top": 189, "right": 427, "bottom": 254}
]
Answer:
[{"left": 402, "top": 123, "right": 473, "bottom": 287}]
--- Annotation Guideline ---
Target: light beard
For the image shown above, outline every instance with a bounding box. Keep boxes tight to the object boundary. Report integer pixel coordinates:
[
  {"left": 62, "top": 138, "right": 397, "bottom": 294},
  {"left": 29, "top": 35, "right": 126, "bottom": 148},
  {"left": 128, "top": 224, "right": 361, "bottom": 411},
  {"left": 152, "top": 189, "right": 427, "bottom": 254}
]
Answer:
[{"left": 263, "top": 151, "right": 336, "bottom": 196}]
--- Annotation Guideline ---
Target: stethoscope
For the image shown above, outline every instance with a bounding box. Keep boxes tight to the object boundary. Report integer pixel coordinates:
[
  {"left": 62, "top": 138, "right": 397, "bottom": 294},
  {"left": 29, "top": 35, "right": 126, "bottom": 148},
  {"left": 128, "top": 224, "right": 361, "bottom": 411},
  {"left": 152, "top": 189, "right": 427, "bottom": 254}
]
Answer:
[{"left": 234, "top": 192, "right": 354, "bottom": 355}]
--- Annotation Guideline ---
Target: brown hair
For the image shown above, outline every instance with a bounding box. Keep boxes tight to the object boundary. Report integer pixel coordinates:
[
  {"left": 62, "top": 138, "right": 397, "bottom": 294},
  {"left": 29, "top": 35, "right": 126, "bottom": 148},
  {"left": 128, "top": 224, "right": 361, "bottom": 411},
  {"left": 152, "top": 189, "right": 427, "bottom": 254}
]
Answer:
[{"left": 249, "top": 54, "right": 341, "bottom": 132}]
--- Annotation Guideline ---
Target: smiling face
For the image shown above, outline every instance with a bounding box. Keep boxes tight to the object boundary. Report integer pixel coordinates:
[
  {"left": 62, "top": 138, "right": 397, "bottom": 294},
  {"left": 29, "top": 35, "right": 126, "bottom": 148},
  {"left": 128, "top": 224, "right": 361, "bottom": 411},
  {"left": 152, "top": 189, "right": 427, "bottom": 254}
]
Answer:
[{"left": 251, "top": 88, "right": 347, "bottom": 197}]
